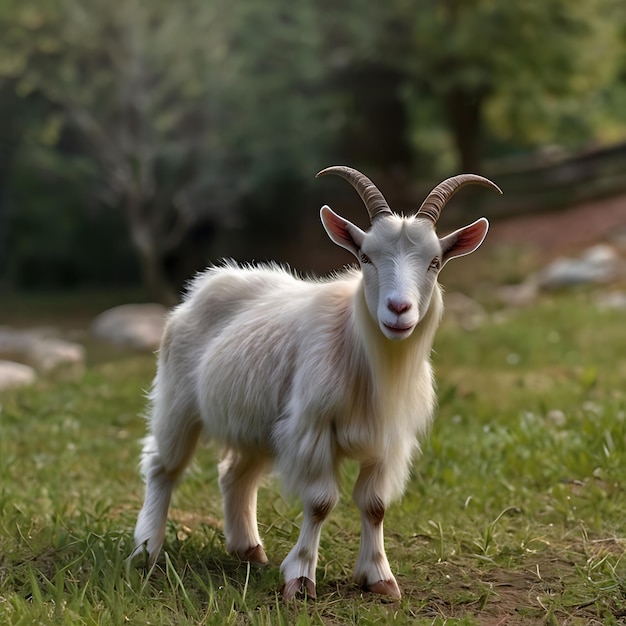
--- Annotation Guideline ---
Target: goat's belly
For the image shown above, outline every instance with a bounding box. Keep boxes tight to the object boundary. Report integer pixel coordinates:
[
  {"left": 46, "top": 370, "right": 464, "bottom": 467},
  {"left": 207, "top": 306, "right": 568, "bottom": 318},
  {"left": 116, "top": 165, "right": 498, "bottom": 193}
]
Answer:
[
  {"left": 193, "top": 329, "right": 296, "bottom": 452},
  {"left": 199, "top": 399, "right": 278, "bottom": 453},
  {"left": 195, "top": 370, "right": 284, "bottom": 454}
]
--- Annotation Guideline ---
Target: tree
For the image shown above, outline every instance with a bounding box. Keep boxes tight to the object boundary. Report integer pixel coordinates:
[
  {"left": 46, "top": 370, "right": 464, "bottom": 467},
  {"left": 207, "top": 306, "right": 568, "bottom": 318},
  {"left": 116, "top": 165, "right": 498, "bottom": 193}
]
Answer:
[
  {"left": 371, "top": 0, "right": 625, "bottom": 172},
  {"left": 4, "top": 0, "right": 336, "bottom": 300}
]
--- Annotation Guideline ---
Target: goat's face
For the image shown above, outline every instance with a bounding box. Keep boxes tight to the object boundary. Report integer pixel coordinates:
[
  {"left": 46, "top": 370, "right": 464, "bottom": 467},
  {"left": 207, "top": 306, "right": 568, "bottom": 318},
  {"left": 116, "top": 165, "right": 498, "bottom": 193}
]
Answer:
[
  {"left": 359, "top": 216, "right": 439, "bottom": 340},
  {"left": 321, "top": 207, "right": 489, "bottom": 341}
]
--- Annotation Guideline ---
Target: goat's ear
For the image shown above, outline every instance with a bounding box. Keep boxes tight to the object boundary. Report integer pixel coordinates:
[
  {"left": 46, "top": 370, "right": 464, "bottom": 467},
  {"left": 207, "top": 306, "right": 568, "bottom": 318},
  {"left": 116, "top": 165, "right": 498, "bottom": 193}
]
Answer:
[
  {"left": 320, "top": 205, "right": 365, "bottom": 257},
  {"left": 440, "top": 217, "right": 489, "bottom": 266}
]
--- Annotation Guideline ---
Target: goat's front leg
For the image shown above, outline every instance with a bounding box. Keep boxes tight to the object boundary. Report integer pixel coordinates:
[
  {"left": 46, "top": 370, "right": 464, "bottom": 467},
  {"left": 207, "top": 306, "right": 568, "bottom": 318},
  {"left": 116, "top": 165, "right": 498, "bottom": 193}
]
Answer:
[
  {"left": 280, "top": 478, "right": 339, "bottom": 600},
  {"left": 352, "top": 461, "right": 401, "bottom": 599}
]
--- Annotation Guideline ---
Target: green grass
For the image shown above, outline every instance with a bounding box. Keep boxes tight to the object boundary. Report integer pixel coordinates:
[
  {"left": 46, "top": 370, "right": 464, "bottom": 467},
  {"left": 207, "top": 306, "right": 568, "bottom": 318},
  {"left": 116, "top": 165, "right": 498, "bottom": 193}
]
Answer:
[{"left": 1, "top": 289, "right": 626, "bottom": 624}]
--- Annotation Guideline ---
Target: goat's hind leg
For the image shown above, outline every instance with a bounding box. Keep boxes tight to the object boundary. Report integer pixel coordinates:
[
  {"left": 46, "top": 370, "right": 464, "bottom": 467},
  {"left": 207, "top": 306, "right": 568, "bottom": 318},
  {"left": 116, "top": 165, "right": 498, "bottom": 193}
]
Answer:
[
  {"left": 132, "top": 405, "right": 202, "bottom": 567},
  {"left": 218, "top": 449, "right": 271, "bottom": 564}
]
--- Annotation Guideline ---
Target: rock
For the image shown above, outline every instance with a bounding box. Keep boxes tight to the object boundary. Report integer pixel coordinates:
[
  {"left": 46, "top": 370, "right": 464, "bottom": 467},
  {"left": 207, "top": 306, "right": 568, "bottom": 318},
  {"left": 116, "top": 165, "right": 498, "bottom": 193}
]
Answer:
[
  {"left": 0, "top": 360, "right": 37, "bottom": 391},
  {"left": 91, "top": 303, "right": 168, "bottom": 351},
  {"left": 537, "top": 244, "right": 620, "bottom": 290},
  {"left": 497, "top": 279, "right": 539, "bottom": 308},
  {"left": 27, "top": 338, "right": 85, "bottom": 378},
  {"left": 595, "top": 290, "right": 626, "bottom": 311},
  {"left": 495, "top": 244, "right": 622, "bottom": 307},
  {"left": 443, "top": 292, "right": 488, "bottom": 330},
  {"left": 0, "top": 327, "right": 85, "bottom": 379},
  {"left": 0, "top": 326, "right": 30, "bottom": 359}
]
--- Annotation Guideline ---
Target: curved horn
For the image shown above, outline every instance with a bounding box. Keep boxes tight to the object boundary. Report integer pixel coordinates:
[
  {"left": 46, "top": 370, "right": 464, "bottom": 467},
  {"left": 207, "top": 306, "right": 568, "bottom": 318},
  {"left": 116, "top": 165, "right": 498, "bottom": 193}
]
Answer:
[
  {"left": 417, "top": 174, "right": 502, "bottom": 223},
  {"left": 316, "top": 165, "right": 392, "bottom": 222}
]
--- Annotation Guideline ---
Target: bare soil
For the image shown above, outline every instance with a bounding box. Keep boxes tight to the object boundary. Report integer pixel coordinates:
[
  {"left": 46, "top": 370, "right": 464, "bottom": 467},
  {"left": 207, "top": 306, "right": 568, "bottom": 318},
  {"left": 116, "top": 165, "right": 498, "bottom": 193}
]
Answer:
[{"left": 488, "top": 193, "right": 626, "bottom": 260}]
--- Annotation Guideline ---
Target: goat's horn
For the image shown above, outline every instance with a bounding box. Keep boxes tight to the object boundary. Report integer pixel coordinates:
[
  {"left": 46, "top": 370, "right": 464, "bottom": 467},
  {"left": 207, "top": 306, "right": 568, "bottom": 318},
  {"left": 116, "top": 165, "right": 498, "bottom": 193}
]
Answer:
[
  {"left": 316, "top": 166, "right": 393, "bottom": 222},
  {"left": 417, "top": 174, "right": 502, "bottom": 223}
]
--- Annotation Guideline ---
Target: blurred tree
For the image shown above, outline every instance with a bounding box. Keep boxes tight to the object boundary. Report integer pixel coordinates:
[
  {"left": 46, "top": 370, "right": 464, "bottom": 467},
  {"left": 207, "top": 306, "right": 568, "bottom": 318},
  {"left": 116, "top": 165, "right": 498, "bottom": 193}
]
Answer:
[
  {"left": 311, "top": 2, "right": 414, "bottom": 174},
  {"left": 376, "top": 0, "right": 624, "bottom": 172},
  {"left": 2, "top": 0, "right": 336, "bottom": 301},
  {"left": 2, "top": 0, "right": 625, "bottom": 296},
  {"left": 0, "top": 0, "right": 73, "bottom": 289}
]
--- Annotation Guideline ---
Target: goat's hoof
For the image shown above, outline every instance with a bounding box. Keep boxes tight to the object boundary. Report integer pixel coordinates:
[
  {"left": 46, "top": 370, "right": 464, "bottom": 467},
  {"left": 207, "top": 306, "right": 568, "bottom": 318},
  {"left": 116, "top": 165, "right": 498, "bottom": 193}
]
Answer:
[
  {"left": 236, "top": 544, "right": 268, "bottom": 564},
  {"left": 368, "top": 578, "right": 401, "bottom": 599},
  {"left": 282, "top": 576, "right": 316, "bottom": 600},
  {"left": 127, "top": 544, "right": 154, "bottom": 570}
]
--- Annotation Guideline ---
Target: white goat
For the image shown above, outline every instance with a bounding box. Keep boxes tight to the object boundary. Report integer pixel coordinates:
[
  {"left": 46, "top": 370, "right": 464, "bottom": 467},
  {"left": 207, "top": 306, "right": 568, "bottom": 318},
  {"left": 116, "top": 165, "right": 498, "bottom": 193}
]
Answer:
[{"left": 132, "top": 166, "right": 501, "bottom": 599}]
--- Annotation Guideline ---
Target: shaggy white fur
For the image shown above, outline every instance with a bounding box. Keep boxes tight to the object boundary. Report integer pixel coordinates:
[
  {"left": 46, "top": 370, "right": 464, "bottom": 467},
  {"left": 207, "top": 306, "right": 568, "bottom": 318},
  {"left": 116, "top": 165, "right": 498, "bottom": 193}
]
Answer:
[{"left": 131, "top": 168, "right": 494, "bottom": 600}]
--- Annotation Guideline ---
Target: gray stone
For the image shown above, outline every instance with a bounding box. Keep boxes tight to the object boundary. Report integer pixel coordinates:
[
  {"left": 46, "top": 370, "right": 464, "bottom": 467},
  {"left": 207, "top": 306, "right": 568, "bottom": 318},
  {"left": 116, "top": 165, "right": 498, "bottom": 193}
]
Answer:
[
  {"left": 26, "top": 338, "right": 85, "bottom": 378},
  {"left": 537, "top": 244, "right": 620, "bottom": 290},
  {"left": 444, "top": 292, "right": 488, "bottom": 330},
  {"left": 0, "top": 327, "right": 85, "bottom": 379},
  {"left": 0, "top": 360, "right": 37, "bottom": 391},
  {"left": 91, "top": 303, "right": 168, "bottom": 351},
  {"left": 497, "top": 279, "right": 539, "bottom": 308},
  {"left": 595, "top": 290, "right": 626, "bottom": 311}
]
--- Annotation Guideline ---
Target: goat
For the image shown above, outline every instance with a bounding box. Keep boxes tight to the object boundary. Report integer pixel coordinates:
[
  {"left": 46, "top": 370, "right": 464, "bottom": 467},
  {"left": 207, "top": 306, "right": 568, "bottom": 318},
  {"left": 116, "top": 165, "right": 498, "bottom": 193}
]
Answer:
[{"left": 131, "top": 166, "right": 501, "bottom": 599}]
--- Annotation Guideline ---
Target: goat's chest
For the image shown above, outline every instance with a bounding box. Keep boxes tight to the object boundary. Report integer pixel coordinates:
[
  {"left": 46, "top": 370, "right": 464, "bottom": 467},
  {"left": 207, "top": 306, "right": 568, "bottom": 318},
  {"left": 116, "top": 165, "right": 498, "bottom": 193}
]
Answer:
[
  {"left": 334, "top": 410, "right": 390, "bottom": 461},
  {"left": 331, "top": 381, "right": 425, "bottom": 463}
]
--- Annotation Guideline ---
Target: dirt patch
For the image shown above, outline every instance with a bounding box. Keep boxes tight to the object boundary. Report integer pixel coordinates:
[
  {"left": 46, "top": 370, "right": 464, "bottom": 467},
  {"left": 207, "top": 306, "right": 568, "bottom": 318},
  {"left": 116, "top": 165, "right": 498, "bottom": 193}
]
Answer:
[
  {"left": 170, "top": 507, "right": 223, "bottom": 534},
  {"left": 366, "top": 539, "right": 626, "bottom": 625},
  {"left": 489, "top": 193, "right": 626, "bottom": 261}
]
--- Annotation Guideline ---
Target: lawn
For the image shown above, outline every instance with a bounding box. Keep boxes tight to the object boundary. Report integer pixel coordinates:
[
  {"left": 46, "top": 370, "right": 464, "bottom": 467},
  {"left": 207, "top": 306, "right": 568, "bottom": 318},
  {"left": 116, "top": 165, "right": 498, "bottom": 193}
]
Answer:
[{"left": 1, "top": 286, "right": 625, "bottom": 625}]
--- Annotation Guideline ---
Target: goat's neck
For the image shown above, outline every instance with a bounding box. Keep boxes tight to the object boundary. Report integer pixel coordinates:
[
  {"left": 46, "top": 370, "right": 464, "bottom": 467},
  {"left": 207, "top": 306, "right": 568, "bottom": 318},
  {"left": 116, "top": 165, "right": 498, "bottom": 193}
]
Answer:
[{"left": 352, "top": 280, "right": 443, "bottom": 396}]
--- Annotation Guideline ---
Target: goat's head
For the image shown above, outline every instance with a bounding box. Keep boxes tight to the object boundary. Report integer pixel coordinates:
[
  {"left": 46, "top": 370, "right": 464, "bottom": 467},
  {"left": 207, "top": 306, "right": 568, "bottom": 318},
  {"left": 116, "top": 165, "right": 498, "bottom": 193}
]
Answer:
[{"left": 318, "top": 166, "right": 501, "bottom": 341}]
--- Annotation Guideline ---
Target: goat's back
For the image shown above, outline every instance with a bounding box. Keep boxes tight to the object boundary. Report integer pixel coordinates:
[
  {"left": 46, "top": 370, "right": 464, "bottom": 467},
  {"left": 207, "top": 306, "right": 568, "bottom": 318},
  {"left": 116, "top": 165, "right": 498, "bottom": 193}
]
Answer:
[{"left": 155, "top": 263, "right": 360, "bottom": 451}]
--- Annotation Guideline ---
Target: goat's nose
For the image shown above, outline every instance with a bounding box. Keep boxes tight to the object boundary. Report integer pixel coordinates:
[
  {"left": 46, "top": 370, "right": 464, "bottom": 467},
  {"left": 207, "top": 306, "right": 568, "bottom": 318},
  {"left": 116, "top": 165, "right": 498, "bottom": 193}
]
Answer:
[{"left": 387, "top": 298, "right": 412, "bottom": 314}]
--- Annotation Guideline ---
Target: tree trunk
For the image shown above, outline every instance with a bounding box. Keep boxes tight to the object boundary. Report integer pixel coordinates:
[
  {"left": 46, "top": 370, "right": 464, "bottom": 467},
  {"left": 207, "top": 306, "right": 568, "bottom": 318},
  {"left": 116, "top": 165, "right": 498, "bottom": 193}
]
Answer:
[
  {"left": 127, "top": 195, "right": 178, "bottom": 305},
  {"left": 135, "top": 239, "right": 178, "bottom": 306},
  {"left": 333, "top": 63, "right": 414, "bottom": 173},
  {"left": 444, "top": 87, "right": 484, "bottom": 173}
]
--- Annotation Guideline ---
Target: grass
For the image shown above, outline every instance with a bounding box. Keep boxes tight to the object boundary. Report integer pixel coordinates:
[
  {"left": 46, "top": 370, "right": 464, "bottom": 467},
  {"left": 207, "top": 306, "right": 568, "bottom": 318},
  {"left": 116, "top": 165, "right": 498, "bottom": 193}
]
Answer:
[{"left": 1, "top": 285, "right": 626, "bottom": 624}]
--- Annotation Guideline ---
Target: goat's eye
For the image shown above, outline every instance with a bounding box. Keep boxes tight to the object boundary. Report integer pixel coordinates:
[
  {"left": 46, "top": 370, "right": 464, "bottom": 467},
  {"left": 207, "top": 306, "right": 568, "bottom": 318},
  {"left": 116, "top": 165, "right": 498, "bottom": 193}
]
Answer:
[
  {"left": 429, "top": 257, "right": 441, "bottom": 271},
  {"left": 360, "top": 253, "right": 372, "bottom": 265}
]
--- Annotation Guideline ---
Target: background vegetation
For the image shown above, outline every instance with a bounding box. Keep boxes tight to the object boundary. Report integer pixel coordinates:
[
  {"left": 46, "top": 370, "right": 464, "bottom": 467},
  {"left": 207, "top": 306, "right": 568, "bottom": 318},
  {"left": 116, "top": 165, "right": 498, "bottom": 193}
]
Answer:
[
  {"left": 1, "top": 0, "right": 625, "bottom": 300},
  {"left": 2, "top": 3, "right": 626, "bottom": 623},
  {"left": 1, "top": 279, "right": 626, "bottom": 624}
]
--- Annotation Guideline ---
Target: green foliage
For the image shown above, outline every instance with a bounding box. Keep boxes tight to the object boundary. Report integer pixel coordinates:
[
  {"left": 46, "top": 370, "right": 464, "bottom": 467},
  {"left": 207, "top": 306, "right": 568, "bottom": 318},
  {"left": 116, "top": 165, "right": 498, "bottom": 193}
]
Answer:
[
  {"left": 379, "top": 0, "right": 626, "bottom": 169},
  {"left": 1, "top": 0, "right": 626, "bottom": 293},
  {"left": 1, "top": 289, "right": 626, "bottom": 623},
  {"left": 0, "top": 0, "right": 337, "bottom": 296},
  {"left": 2, "top": 157, "right": 140, "bottom": 289}
]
